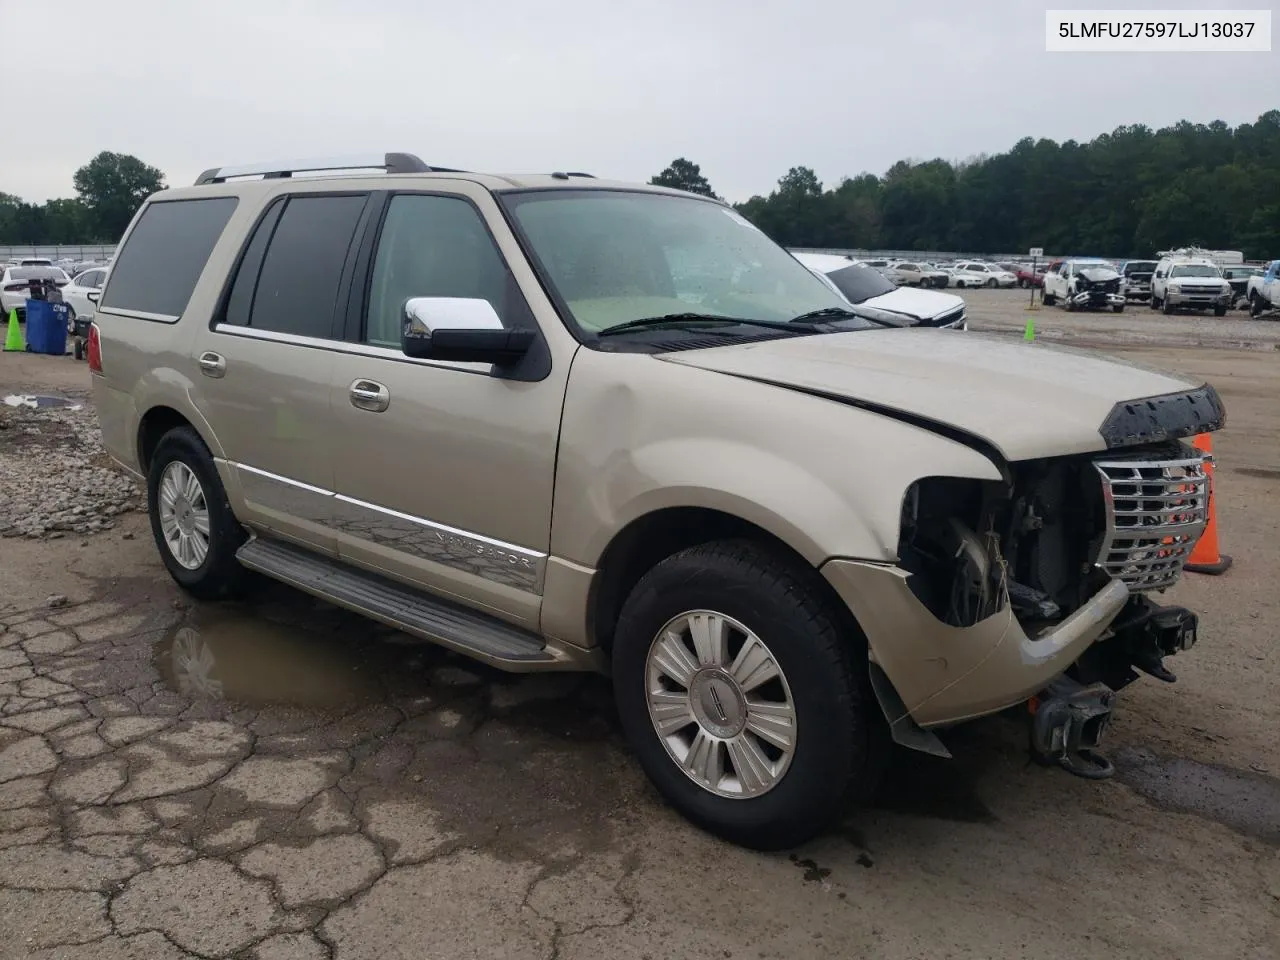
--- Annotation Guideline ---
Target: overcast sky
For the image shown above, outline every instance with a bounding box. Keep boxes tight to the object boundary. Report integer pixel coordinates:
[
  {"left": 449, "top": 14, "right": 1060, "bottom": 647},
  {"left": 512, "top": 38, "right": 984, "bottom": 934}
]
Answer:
[{"left": 3, "top": 0, "right": 1275, "bottom": 204}]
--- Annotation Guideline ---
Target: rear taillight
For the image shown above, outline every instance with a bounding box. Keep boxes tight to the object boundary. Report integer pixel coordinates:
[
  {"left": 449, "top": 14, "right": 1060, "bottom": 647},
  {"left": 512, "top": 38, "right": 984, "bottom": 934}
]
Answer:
[
  {"left": 3, "top": 283, "right": 28, "bottom": 292},
  {"left": 87, "top": 323, "right": 103, "bottom": 374}
]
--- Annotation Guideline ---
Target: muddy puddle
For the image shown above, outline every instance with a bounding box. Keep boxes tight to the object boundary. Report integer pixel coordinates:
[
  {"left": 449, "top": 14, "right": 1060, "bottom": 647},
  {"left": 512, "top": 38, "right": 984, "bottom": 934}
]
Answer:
[
  {"left": 3, "top": 394, "right": 81, "bottom": 409},
  {"left": 1116, "top": 747, "right": 1280, "bottom": 844},
  {"left": 154, "top": 606, "right": 400, "bottom": 707}
]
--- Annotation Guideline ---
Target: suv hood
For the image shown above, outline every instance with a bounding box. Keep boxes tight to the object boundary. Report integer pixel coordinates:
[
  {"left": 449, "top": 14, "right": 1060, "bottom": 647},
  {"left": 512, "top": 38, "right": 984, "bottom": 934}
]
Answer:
[
  {"left": 863, "top": 285, "right": 963, "bottom": 321},
  {"left": 660, "top": 329, "right": 1212, "bottom": 462}
]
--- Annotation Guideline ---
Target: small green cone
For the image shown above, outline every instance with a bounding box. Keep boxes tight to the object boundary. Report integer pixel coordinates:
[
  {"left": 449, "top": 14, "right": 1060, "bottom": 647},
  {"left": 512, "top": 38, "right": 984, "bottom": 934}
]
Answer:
[
  {"left": 1023, "top": 318, "right": 1035, "bottom": 342},
  {"left": 3, "top": 309, "right": 26, "bottom": 352}
]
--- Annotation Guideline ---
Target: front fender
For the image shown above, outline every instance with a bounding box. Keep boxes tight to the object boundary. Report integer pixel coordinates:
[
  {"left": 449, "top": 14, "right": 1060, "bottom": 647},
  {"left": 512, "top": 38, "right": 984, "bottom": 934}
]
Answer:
[{"left": 551, "top": 351, "right": 1003, "bottom": 569}]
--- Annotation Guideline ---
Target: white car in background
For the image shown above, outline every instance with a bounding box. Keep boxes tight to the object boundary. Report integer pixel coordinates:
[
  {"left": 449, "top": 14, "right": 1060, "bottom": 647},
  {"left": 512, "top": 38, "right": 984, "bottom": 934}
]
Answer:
[
  {"left": 61, "top": 266, "right": 110, "bottom": 325},
  {"left": 952, "top": 261, "right": 1018, "bottom": 288},
  {"left": 1, "top": 265, "right": 69, "bottom": 321},
  {"left": 792, "top": 252, "right": 967, "bottom": 329},
  {"left": 884, "top": 261, "right": 950, "bottom": 288}
]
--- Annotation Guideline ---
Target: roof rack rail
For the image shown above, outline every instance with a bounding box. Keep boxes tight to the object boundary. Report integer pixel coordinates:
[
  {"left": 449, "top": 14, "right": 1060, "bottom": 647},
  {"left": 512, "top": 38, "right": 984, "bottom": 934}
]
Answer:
[
  {"left": 549, "top": 171, "right": 595, "bottom": 180},
  {"left": 194, "top": 152, "right": 462, "bottom": 185}
]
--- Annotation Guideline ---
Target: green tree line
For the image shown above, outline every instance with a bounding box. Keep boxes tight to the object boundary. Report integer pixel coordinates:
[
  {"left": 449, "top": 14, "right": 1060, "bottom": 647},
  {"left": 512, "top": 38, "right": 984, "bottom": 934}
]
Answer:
[
  {"left": 653, "top": 111, "right": 1280, "bottom": 259},
  {"left": 0, "top": 152, "right": 165, "bottom": 245}
]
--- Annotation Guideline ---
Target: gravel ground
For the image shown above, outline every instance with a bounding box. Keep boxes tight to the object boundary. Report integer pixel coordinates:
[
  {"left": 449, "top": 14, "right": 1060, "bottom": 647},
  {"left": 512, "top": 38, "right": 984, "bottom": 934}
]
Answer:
[
  {"left": 0, "top": 395, "right": 141, "bottom": 540},
  {"left": 959, "top": 286, "right": 1280, "bottom": 351}
]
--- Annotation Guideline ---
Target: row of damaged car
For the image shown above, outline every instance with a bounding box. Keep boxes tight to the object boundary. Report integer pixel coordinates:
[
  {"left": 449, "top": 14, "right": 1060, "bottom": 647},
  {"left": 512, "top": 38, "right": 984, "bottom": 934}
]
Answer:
[{"left": 1041, "top": 253, "right": 1269, "bottom": 316}]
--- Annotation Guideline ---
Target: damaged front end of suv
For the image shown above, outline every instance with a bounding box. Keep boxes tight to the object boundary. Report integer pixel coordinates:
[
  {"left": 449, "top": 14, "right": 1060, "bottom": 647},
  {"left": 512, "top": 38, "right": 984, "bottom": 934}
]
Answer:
[
  {"left": 1068, "top": 264, "right": 1126, "bottom": 312},
  {"left": 864, "top": 387, "right": 1224, "bottom": 777}
]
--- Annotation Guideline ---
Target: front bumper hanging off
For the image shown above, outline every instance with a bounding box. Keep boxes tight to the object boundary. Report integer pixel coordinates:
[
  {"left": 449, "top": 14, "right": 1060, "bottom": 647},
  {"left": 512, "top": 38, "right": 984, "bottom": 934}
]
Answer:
[{"left": 1069, "top": 289, "right": 1125, "bottom": 309}]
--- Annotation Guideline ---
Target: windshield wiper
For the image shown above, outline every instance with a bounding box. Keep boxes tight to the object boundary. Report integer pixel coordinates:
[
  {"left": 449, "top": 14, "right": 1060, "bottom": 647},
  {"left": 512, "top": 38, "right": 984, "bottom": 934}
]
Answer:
[
  {"left": 596, "top": 313, "right": 810, "bottom": 338},
  {"left": 788, "top": 306, "right": 866, "bottom": 325}
]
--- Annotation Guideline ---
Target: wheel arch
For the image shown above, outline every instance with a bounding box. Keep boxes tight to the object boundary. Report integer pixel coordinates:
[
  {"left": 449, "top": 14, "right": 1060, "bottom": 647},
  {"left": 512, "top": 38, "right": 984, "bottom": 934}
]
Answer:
[
  {"left": 137, "top": 406, "right": 198, "bottom": 473},
  {"left": 586, "top": 505, "right": 864, "bottom": 657}
]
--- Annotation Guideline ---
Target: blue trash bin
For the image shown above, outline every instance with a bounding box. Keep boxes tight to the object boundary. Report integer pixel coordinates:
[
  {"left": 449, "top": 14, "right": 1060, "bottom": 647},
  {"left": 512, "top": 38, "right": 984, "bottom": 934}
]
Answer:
[{"left": 24, "top": 300, "right": 70, "bottom": 355}]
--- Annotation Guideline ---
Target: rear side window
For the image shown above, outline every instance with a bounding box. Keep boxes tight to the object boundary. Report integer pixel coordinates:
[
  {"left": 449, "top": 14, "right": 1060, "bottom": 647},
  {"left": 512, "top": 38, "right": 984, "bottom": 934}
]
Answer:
[
  {"left": 100, "top": 197, "right": 238, "bottom": 319},
  {"left": 246, "top": 195, "right": 367, "bottom": 338}
]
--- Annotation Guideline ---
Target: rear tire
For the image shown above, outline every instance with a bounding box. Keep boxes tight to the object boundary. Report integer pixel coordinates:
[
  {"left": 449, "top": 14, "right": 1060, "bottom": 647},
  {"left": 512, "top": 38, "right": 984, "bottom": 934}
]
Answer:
[
  {"left": 147, "top": 426, "right": 247, "bottom": 600},
  {"left": 1042, "top": 291, "right": 1056, "bottom": 306},
  {"left": 1112, "top": 304, "right": 1124, "bottom": 313},
  {"left": 986, "top": 278, "right": 996, "bottom": 288},
  {"left": 611, "top": 540, "right": 878, "bottom": 850}
]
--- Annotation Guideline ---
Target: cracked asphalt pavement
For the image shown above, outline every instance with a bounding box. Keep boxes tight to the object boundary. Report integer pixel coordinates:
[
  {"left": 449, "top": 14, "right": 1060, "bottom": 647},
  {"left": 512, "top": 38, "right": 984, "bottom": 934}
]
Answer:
[{"left": 3, "top": 326, "right": 1280, "bottom": 960}]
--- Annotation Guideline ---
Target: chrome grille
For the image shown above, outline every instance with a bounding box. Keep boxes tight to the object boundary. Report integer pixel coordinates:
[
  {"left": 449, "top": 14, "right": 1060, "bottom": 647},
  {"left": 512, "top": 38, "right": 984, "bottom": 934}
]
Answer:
[{"left": 1094, "top": 454, "right": 1209, "bottom": 591}]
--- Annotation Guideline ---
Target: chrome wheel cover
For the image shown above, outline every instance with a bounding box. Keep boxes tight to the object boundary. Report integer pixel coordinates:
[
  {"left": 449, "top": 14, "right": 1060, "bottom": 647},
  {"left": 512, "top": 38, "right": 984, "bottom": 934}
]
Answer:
[
  {"left": 157, "top": 461, "right": 211, "bottom": 570},
  {"left": 645, "top": 610, "right": 797, "bottom": 799}
]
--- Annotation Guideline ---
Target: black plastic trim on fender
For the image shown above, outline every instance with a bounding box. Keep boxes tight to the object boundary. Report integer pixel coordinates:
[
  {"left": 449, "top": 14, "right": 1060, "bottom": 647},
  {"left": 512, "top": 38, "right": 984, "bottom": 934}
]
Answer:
[
  {"left": 714, "top": 372, "right": 1012, "bottom": 482},
  {"left": 1099, "top": 384, "right": 1226, "bottom": 449}
]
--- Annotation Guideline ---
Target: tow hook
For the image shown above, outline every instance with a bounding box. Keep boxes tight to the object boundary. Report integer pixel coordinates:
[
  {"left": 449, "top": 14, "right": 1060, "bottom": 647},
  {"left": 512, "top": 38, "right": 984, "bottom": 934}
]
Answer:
[{"left": 1028, "top": 675, "right": 1117, "bottom": 780}]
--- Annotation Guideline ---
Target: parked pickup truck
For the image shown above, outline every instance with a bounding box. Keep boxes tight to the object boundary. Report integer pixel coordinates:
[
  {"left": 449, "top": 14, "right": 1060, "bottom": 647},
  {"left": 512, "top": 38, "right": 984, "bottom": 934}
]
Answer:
[
  {"left": 1221, "top": 265, "right": 1262, "bottom": 308},
  {"left": 90, "top": 153, "right": 1219, "bottom": 849},
  {"left": 1042, "top": 259, "right": 1125, "bottom": 312},
  {"left": 1247, "top": 260, "right": 1280, "bottom": 317},
  {"left": 1118, "top": 260, "right": 1158, "bottom": 302}
]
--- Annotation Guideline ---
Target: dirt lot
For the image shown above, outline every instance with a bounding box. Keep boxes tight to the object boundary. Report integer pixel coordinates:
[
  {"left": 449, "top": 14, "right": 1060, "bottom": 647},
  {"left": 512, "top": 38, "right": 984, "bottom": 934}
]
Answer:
[{"left": 1, "top": 301, "right": 1278, "bottom": 960}]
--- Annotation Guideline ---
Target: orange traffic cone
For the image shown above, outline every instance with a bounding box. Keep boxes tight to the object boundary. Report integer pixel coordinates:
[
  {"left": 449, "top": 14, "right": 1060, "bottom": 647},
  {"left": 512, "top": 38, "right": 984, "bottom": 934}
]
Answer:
[{"left": 1184, "top": 432, "right": 1232, "bottom": 575}]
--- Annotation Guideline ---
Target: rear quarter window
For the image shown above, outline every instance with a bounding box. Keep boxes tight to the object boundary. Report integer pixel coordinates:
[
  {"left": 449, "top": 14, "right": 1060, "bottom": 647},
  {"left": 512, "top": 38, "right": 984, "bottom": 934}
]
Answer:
[{"left": 100, "top": 197, "right": 239, "bottom": 320}]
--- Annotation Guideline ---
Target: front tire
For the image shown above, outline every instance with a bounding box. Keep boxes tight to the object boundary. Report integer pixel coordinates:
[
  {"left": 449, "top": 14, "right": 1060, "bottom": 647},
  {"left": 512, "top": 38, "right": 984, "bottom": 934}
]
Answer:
[
  {"left": 1214, "top": 305, "right": 1227, "bottom": 317},
  {"left": 1112, "top": 304, "right": 1125, "bottom": 313},
  {"left": 147, "top": 426, "right": 246, "bottom": 600},
  {"left": 986, "top": 278, "right": 996, "bottom": 288},
  {"left": 1163, "top": 297, "right": 1174, "bottom": 315},
  {"left": 611, "top": 540, "right": 877, "bottom": 850}
]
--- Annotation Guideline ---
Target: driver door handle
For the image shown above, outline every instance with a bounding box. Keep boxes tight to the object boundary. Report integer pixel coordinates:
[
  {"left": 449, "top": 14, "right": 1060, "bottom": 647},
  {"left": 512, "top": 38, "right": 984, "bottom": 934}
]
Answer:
[{"left": 349, "top": 379, "right": 390, "bottom": 413}]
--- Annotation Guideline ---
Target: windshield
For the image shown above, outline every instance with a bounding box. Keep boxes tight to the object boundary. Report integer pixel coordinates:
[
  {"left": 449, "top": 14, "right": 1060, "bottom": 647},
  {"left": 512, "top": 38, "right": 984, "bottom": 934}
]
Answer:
[
  {"left": 822, "top": 263, "right": 896, "bottom": 303},
  {"left": 1170, "top": 264, "right": 1220, "bottom": 278},
  {"left": 502, "top": 190, "right": 858, "bottom": 335},
  {"left": 1124, "top": 261, "right": 1157, "bottom": 274}
]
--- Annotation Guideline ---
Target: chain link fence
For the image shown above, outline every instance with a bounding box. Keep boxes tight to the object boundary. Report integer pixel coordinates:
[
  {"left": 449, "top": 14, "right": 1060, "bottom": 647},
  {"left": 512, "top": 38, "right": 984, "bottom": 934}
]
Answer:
[{"left": 1, "top": 244, "right": 116, "bottom": 261}]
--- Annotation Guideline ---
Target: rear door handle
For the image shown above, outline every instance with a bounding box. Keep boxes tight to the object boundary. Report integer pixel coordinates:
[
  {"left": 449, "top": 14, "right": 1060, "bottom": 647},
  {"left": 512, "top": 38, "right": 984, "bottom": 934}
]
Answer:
[
  {"left": 198, "top": 352, "right": 226, "bottom": 378},
  {"left": 349, "top": 379, "right": 390, "bottom": 413}
]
